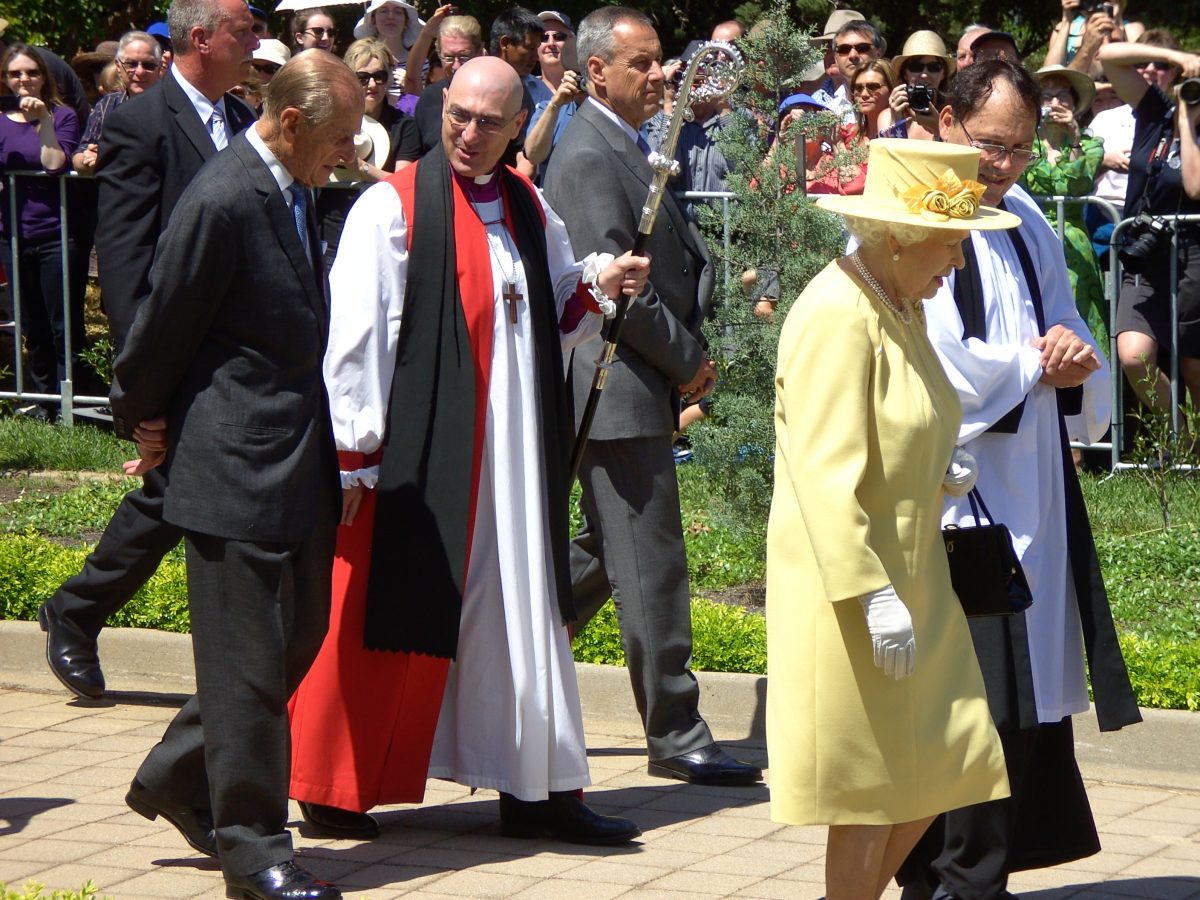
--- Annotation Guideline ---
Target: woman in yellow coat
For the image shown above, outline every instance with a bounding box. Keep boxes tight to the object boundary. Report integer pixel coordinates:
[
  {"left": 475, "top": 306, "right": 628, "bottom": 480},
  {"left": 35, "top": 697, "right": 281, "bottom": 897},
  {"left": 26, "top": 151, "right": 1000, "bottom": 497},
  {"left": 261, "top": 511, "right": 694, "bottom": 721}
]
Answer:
[{"left": 766, "top": 140, "right": 1020, "bottom": 899}]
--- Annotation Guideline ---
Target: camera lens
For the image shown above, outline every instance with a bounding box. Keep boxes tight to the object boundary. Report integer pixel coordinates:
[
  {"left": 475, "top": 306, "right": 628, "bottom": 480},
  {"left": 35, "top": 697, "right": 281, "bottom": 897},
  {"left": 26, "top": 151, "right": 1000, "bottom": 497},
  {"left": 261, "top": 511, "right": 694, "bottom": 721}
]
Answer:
[{"left": 1181, "top": 78, "right": 1200, "bottom": 107}]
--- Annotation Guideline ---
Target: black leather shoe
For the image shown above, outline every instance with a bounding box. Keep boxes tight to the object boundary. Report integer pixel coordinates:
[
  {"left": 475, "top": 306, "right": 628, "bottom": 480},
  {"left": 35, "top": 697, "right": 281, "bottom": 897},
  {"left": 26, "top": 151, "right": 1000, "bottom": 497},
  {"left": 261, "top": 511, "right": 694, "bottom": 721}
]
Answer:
[
  {"left": 499, "top": 791, "right": 641, "bottom": 845},
  {"left": 38, "top": 602, "right": 105, "bottom": 699},
  {"left": 648, "top": 743, "right": 763, "bottom": 785},
  {"left": 224, "top": 861, "right": 341, "bottom": 900},
  {"left": 125, "top": 778, "right": 217, "bottom": 857},
  {"left": 297, "top": 801, "right": 380, "bottom": 839}
]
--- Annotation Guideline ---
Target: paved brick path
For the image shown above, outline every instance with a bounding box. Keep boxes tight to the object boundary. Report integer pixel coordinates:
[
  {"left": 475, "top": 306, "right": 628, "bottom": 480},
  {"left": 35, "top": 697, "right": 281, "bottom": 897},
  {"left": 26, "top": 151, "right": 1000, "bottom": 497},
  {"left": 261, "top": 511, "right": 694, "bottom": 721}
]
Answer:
[{"left": 1, "top": 687, "right": 1198, "bottom": 899}]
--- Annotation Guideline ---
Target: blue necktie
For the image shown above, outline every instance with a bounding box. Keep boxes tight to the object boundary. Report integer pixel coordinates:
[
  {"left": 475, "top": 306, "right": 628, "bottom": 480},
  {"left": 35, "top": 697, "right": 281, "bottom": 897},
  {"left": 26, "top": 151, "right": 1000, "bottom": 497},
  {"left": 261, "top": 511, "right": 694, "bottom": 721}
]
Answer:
[
  {"left": 208, "top": 105, "right": 227, "bottom": 150},
  {"left": 636, "top": 134, "right": 651, "bottom": 158},
  {"left": 289, "top": 182, "right": 309, "bottom": 255}
]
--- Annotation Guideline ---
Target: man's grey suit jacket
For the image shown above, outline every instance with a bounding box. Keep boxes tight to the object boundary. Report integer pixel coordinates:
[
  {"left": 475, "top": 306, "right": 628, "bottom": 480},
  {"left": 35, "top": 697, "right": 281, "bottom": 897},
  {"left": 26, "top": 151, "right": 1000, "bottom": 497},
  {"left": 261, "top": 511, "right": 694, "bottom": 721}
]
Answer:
[
  {"left": 543, "top": 98, "right": 714, "bottom": 440},
  {"left": 110, "top": 133, "right": 338, "bottom": 545}
]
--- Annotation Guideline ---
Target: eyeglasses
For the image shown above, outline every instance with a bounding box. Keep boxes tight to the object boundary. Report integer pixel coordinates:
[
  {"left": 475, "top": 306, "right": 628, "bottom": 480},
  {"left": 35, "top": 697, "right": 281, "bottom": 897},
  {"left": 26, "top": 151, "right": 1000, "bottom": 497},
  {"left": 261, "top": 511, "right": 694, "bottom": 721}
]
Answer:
[
  {"left": 439, "top": 53, "right": 476, "bottom": 66},
  {"left": 852, "top": 81, "right": 885, "bottom": 94},
  {"left": 541, "top": 31, "right": 568, "bottom": 42},
  {"left": 1134, "top": 61, "right": 1173, "bottom": 72},
  {"left": 120, "top": 59, "right": 162, "bottom": 72},
  {"left": 958, "top": 119, "right": 1040, "bottom": 167},
  {"left": 302, "top": 27, "right": 335, "bottom": 40},
  {"left": 5, "top": 68, "right": 42, "bottom": 80},
  {"left": 445, "top": 105, "right": 517, "bottom": 135},
  {"left": 904, "top": 59, "right": 944, "bottom": 74},
  {"left": 1040, "top": 89, "right": 1074, "bottom": 105},
  {"left": 835, "top": 42, "right": 873, "bottom": 56},
  {"left": 356, "top": 70, "right": 389, "bottom": 86},
  {"left": 252, "top": 62, "right": 281, "bottom": 76}
]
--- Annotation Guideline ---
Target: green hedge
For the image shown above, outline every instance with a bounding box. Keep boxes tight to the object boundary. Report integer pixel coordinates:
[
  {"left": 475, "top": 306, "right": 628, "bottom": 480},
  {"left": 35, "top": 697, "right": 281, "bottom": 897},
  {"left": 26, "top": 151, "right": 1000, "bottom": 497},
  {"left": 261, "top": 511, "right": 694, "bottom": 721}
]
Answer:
[
  {"left": 0, "top": 882, "right": 109, "bottom": 900},
  {"left": 4, "top": 530, "right": 1198, "bottom": 708}
]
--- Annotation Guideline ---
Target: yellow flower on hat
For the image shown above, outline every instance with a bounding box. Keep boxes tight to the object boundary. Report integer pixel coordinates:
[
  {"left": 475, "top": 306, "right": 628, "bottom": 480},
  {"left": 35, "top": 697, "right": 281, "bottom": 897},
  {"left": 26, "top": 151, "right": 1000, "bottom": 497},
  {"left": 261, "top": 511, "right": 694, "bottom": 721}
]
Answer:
[{"left": 901, "top": 170, "right": 986, "bottom": 221}]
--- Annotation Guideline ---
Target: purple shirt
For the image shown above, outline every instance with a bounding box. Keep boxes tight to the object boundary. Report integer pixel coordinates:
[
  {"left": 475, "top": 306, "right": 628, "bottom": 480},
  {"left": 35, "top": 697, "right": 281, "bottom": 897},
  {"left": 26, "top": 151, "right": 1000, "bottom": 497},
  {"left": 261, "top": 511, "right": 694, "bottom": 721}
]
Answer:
[{"left": 0, "top": 104, "right": 80, "bottom": 241}]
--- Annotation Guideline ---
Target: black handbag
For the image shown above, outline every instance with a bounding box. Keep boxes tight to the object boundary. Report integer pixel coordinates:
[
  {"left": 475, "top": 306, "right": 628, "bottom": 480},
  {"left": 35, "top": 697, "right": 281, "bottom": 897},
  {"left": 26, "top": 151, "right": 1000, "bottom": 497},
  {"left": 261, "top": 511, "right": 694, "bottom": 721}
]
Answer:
[{"left": 941, "top": 487, "right": 1034, "bottom": 618}]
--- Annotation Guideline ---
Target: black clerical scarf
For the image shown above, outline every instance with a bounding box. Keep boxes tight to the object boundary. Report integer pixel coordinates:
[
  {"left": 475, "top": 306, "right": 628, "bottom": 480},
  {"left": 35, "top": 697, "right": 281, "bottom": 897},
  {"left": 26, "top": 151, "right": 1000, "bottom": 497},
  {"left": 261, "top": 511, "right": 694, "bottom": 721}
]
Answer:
[{"left": 362, "top": 151, "right": 576, "bottom": 658}]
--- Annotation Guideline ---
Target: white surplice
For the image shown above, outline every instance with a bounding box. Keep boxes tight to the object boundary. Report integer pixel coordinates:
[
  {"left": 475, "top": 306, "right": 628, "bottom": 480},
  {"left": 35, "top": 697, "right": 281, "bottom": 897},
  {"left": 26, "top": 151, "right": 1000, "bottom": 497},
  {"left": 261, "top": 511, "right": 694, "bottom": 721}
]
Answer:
[
  {"left": 325, "top": 176, "right": 605, "bottom": 800},
  {"left": 923, "top": 184, "right": 1112, "bottom": 725}
]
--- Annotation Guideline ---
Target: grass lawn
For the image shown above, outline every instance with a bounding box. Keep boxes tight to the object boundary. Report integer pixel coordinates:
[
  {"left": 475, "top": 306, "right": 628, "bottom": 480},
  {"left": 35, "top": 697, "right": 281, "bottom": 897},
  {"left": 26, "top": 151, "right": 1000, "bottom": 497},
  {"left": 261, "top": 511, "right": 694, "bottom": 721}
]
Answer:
[{"left": 1, "top": 420, "right": 1197, "bottom": 708}]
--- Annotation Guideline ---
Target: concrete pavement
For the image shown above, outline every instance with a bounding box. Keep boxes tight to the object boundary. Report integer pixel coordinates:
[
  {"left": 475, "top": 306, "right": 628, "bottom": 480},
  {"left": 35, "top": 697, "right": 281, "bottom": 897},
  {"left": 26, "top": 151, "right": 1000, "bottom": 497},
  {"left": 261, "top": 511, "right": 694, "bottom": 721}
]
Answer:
[{"left": 0, "top": 622, "right": 1198, "bottom": 899}]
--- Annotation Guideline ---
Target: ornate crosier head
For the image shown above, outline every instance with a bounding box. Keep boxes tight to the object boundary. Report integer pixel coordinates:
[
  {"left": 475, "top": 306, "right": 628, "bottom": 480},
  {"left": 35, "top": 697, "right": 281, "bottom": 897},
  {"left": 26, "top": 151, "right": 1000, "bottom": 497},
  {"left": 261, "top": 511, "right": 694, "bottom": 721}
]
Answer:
[{"left": 679, "top": 40, "right": 744, "bottom": 122}]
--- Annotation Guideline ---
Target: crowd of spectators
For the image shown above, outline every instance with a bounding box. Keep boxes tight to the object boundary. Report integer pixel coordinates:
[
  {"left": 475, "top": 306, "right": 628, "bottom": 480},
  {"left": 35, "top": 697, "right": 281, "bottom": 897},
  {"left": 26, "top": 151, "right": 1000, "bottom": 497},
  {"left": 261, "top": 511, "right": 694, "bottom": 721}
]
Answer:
[{"left": 0, "top": 1, "right": 1198, "bottom": 425}]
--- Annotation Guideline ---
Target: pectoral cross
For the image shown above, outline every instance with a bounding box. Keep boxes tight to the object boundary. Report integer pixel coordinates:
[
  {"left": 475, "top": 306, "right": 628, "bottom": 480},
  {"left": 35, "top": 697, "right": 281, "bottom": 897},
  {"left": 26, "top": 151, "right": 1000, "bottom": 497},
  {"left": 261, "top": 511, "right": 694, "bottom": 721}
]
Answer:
[{"left": 503, "top": 282, "right": 523, "bottom": 325}]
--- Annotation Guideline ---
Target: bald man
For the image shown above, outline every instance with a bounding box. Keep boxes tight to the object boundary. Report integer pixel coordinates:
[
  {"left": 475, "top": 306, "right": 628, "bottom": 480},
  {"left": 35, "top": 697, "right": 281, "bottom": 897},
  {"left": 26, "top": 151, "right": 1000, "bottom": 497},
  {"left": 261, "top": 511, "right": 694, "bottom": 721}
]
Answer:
[{"left": 287, "top": 57, "right": 648, "bottom": 846}]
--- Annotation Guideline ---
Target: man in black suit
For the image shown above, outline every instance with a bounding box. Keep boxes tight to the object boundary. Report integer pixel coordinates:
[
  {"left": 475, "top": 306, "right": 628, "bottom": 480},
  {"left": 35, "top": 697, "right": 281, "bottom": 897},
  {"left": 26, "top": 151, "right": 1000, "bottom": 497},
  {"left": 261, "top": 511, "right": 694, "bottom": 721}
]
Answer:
[
  {"left": 542, "top": 7, "right": 761, "bottom": 787},
  {"left": 111, "top": 49, "right": 358, "bottom": 900},
  {"left": 38, "top": 0, "right": 259, "bottom": 700}
]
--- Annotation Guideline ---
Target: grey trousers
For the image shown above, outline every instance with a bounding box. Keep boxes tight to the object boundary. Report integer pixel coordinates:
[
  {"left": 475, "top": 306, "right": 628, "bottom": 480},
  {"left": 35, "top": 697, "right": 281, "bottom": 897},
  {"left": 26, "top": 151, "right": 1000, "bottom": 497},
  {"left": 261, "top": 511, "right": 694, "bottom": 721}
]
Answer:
[
  {"left": 135, "top": 526, "right": 333, "bottom": 877},
  {"left": 570, "top": 435, "right": 712, "bottom": 760}
]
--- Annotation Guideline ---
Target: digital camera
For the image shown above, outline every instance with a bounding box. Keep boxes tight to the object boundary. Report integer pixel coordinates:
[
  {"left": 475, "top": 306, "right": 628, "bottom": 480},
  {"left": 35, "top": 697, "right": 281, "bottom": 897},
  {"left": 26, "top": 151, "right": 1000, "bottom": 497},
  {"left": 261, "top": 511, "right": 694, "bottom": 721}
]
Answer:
[
  {"left": 1119, "top": 213, "right": 1173, "bottom": 275},
  {"left": 1180, "top": 78, "right": 1200, "bottom": 107},
  {"left": 905, "top": 83, "right": 935, "bottom": 114},
  {"left": 1079, "top": 1, "right": 1114, "bottom": 16}
]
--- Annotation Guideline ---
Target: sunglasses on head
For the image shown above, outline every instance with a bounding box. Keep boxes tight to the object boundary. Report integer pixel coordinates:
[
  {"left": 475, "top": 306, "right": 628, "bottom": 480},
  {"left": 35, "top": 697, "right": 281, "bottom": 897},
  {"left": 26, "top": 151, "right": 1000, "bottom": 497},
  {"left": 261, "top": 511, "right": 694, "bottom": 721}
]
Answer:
[
  {"left": 905, "top": 59, "right": 944, "bottom": 74},
  {"left": 356, "top": 70, "right": 389, "bottom": 85},
  {"left": 835, "top": 42, "right": 873, "bottom": 55}
]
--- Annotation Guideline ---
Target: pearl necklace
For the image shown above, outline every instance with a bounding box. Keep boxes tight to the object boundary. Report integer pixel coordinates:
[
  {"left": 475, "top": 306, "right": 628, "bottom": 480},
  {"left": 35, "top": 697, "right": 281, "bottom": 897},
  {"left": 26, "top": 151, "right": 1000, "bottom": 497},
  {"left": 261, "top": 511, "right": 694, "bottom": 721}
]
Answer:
[{"left": 851, "top": 251, "right": 914, "bottom": 325}]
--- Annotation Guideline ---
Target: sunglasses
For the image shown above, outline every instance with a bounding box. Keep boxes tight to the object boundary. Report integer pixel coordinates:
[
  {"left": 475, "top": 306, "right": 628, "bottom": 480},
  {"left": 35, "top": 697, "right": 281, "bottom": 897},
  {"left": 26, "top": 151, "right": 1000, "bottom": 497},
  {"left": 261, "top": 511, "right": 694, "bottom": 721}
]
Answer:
[
  {"left": 904, "top": 59, "right": 944, "bottom": 74},
  {"left": 440, "top": 53, "right": 475, "bottom": 65},
  {"left": 835, "top": 42, "right": 873, "bottom": 56},
  {"left": 302, "top": 27, "right": 335, "bottom": 39},
  {"left": 253, "top": 62, "right": 281, "bottom": 75},
  {"left": 356, "top": 70, "right": 389, "bottom": 85},
  {"left": 120, "top": 59, "right": 161, "bottom": 72},
  {"left": 852, "top": 81, "right": 885, "bottom": 94},
  {"left": 1134, "top": 61, "right": 1173, "bottom": 72},
  {"left": 5, "top": 68, "right": 42, "bottom": 80},
  {"left": 541, "top": 31, "right": 569, "bottom": 42}
]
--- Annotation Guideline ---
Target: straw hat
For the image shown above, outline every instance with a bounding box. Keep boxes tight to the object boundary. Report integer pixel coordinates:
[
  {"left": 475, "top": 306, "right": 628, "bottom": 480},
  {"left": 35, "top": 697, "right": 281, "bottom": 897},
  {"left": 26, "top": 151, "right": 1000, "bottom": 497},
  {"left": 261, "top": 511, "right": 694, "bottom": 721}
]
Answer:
[
  {"left": 253, "top": 38, "right": 292, "bottom": 68},
  {"left": 354, "top": 0, "right": 424, "bottom": 45},
  {"left": 891, "top": 30, "right": 955, "bottom": 79},
  {"left": 813, "top": 9, "right": 865, "bottom": 42},
  {"left": 330, "top": 115, "right": 391, "bottom": 181},
  {"left": 1034, "top": 64, "right": 1096, "bottom": 120},
  {"left": 815, "top": 139, "right": 1020, "bottom": 231}
]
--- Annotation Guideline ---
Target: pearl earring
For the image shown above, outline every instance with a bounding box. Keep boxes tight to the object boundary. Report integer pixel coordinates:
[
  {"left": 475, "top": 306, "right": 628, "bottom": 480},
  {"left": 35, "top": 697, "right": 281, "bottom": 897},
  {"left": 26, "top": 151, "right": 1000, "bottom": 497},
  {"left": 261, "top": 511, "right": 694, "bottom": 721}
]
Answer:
[{"left": 892, "top": 251, "right": 901, "bottom": 261}]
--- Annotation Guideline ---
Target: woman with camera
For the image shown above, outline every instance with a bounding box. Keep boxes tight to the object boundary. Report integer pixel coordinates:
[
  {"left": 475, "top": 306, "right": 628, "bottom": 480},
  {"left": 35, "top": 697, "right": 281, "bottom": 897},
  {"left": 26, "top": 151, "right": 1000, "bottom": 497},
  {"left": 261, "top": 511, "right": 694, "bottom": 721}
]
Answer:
[
  {"left": 876, "top": 31, "right": 953, "bottom": 141},
  {"left": 1021, "top": 65, "right": 1109, "bottom": 353},
  {"left": 1100, "top": 37, "right": 1200, "bottom": 412}
]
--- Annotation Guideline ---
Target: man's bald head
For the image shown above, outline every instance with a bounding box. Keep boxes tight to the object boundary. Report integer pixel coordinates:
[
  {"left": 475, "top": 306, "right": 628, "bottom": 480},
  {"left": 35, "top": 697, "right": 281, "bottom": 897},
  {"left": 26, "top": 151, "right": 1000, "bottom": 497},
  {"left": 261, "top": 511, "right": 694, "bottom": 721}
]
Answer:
[{"left": 442, "top": 56, "right": 528, "bottom": 178}]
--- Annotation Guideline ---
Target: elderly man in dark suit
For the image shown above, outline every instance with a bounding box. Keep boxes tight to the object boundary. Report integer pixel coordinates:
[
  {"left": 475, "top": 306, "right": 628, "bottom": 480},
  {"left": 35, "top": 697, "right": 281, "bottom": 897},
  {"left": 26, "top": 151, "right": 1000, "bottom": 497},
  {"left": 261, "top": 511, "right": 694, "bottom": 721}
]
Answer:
[
  {"left": 38, "top": 0, "right": 258, "bottom": 701},
  {"left": 109, "top": 50, "right": 358, "bottom": 900},
  {"left": 542, "top": 6, "right": 760, "bottom": 787}
]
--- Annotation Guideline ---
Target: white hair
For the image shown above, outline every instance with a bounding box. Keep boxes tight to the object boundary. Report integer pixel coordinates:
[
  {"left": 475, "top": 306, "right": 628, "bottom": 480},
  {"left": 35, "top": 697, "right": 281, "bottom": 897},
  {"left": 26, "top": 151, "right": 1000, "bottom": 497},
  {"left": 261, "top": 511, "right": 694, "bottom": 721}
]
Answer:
[{"left": 842, "top": 215, "right": 933, "bottom": 248}]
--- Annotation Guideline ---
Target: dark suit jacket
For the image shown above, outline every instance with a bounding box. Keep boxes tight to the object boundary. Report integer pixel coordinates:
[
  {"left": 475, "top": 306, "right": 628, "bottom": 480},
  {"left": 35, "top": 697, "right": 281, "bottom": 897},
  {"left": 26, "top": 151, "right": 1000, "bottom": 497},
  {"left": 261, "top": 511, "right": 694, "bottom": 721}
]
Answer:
[
  {"left": 111, "top": 134, "right": 338, "bottom": 544},
  {"left": 543, "top": 99, "right": 714, "bottom": 440},
  {"left": 95, "top": 73, "right": 255, "bottom": 348}
]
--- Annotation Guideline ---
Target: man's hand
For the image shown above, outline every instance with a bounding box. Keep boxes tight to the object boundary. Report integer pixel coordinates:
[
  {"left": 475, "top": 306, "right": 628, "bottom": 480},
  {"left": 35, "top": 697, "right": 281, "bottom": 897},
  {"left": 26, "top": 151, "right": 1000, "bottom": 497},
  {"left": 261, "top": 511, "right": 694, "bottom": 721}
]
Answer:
[
  {"left": 550, "top": 70, "right": 583, "bottom": 108},
  {"left": 1033, "top": 325, "right": 1101, "bottom": 388},
  {"left": 122, "top": 417, "right": 169, "bottom": 475},
  {"left": 341, "top": 484, "right": 365, "bottom": 527},
  {"left": 679, "top": 354, "right": 716, "bottom": 402},
  {"left": 596, "top": 251, "right": 651, "bottom": 299},
  {"left": 1102, "top": 146, "right": 1130, "bottom": 172}
]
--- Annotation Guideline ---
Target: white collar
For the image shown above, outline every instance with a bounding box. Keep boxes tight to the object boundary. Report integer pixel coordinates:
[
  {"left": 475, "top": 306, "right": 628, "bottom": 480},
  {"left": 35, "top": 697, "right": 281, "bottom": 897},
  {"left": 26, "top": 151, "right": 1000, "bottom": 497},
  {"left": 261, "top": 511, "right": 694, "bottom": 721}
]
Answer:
[
  {"left": 245, "top": 123, "right": 296, "bottom": 198},
  {"left": 172, "top": 65, "right": 226, "bottom": 130},
  {"left": 586, "top": 96, "right": 644, "bottom": 147}
]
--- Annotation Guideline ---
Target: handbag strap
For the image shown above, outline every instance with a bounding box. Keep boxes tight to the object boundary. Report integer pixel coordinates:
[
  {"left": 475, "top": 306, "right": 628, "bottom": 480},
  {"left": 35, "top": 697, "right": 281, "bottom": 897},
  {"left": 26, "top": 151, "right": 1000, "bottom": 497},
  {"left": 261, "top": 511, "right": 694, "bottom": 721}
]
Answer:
[{"left": 966, "top": 486, "right": 996, "bottom": 526}]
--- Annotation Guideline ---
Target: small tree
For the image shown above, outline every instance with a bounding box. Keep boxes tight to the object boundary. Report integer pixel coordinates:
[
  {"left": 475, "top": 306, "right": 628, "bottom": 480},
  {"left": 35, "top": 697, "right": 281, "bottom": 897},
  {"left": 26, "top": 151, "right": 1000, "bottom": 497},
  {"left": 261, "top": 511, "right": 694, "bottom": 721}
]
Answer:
[{"left": 686, "top": 2, "right": 845, "bottom": 544}]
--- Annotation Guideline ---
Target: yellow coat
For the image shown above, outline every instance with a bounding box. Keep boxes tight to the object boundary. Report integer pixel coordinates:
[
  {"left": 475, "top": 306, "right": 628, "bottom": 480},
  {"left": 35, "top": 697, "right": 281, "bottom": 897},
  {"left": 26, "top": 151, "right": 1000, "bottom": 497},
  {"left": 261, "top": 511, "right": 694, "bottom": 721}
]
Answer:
[{"left": 766, "top": 261, "right": 1008, "bottom": 826}]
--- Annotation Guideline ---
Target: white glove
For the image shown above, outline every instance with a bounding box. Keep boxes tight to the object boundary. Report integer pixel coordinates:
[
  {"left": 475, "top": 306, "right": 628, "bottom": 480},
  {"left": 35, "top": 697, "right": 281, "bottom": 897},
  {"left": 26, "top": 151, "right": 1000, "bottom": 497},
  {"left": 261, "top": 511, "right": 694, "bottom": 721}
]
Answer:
[
  {"left": 943, "top": 446, "right": 977, "bottom": 498},
  {"left": 858, "top": 585, "right": 916, "bottom": 679}
]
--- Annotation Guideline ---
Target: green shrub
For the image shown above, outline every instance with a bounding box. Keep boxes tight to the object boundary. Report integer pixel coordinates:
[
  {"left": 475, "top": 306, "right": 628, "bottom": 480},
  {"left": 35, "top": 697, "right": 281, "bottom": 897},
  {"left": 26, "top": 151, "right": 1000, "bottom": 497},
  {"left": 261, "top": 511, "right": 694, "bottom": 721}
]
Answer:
[
  {"left": 1119, "top": 634, "right": 1200, "bottom": 711},
  {"left": 0, "top": 881, "right": 109, "bottom": 900}
]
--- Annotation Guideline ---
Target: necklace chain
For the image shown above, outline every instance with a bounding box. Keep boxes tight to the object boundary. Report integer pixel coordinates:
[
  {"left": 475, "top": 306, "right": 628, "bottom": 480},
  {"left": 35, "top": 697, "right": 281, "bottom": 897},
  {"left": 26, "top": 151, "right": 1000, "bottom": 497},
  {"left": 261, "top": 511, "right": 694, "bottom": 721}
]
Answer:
[{"left": 851, "top": 251, "right": 915, "bottom": 325}]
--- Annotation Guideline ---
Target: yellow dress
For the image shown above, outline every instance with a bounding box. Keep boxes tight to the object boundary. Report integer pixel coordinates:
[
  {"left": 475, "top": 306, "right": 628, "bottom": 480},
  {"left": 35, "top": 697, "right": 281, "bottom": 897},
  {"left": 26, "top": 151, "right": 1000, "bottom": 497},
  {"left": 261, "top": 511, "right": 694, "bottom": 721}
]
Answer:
[{"left": 766, "top": 261, "right": 1009, "bottom": 826}]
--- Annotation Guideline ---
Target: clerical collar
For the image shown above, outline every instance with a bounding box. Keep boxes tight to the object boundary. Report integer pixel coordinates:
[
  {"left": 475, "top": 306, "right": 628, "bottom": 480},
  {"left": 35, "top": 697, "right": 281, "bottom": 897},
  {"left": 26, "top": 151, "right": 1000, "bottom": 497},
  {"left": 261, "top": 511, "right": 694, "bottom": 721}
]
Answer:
[{"left": 452, "top": 167, "right": 500, "bottom": 203}]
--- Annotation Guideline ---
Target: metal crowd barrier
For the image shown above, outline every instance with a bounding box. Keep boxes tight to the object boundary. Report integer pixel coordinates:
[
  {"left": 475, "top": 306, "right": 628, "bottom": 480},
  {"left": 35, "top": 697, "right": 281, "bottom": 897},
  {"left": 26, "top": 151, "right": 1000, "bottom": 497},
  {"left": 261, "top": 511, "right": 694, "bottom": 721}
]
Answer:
[
  {"left": 2, "top": 172, "right": 1193, "bottom": 469},
  {"left": 1, "top": 170, "right": 107, "bottom": 425}
]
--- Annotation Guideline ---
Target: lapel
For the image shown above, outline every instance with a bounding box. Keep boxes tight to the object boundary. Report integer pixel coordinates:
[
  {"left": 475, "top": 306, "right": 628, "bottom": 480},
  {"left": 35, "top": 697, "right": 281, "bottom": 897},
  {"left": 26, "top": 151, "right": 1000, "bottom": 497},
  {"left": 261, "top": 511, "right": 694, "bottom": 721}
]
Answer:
[
  {"left": 577, "top": 100, "right": 704, "bottom": 260},
  {"left": 229, "top": 136, "right": 326, "bottom": 323},
  {"left": 164, "top": 74, "right": 220, "bottom": 164}
]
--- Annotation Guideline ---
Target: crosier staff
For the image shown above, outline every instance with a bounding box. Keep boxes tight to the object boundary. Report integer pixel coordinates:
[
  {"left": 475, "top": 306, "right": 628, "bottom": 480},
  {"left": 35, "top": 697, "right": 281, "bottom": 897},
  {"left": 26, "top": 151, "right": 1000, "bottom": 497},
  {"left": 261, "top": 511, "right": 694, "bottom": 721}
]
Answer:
[{"left": 568, "top": 40, "right": 745, "bottom": 482}]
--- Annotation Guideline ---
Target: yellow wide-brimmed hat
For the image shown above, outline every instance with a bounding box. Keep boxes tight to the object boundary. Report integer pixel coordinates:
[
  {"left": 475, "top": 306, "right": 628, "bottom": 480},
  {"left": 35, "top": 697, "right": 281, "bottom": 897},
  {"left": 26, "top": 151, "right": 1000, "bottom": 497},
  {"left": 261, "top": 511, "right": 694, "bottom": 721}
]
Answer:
[{"left": 815, "top": 139, "right": 1020, "bottom": 231}]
